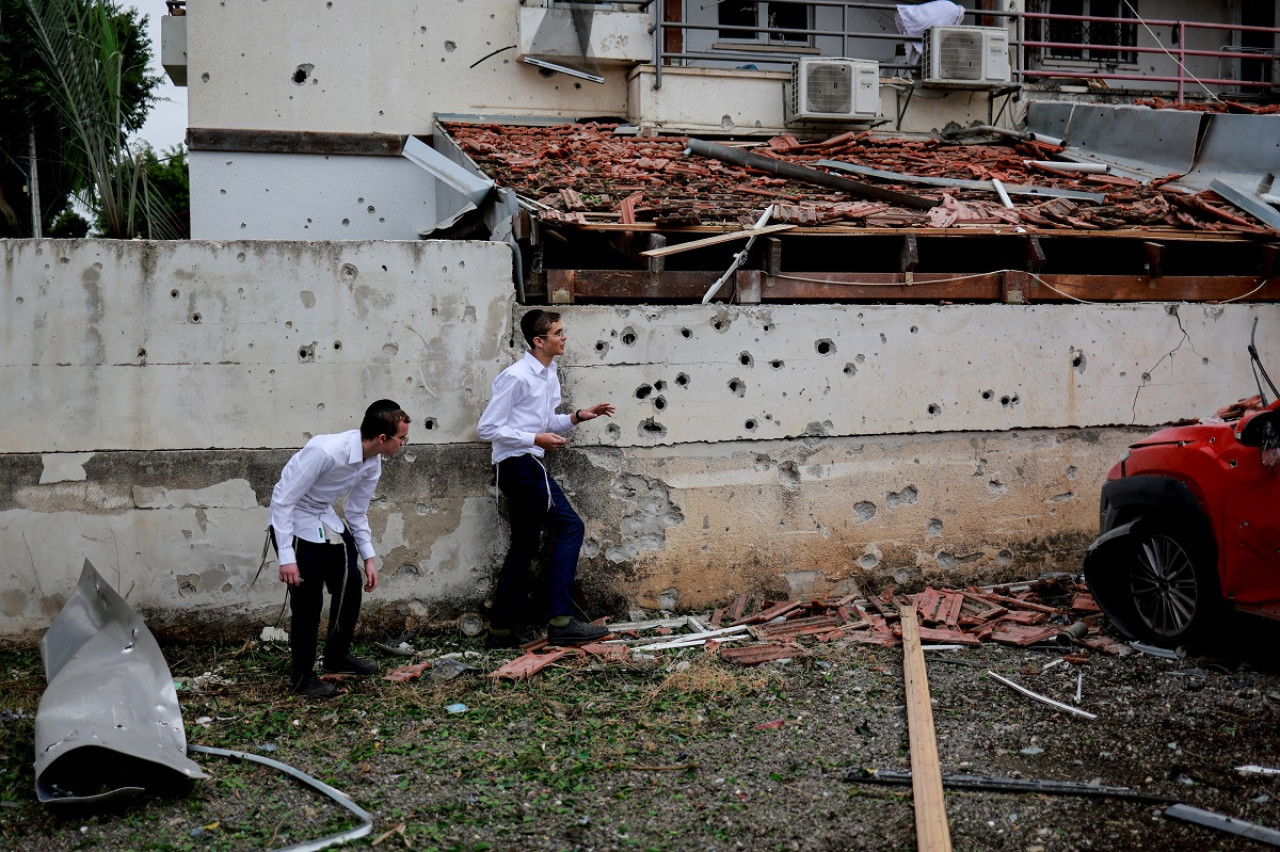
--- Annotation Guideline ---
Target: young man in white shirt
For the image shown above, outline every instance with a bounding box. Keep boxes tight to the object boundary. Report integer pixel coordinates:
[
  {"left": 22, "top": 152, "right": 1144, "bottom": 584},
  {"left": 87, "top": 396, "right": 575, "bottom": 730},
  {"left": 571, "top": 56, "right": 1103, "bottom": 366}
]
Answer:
[
  {"left": 478, "top": 310, "right": 615, "bottom": 647},
  {"left": 269, "top": 399, "right": 410, "bottom": 697}
]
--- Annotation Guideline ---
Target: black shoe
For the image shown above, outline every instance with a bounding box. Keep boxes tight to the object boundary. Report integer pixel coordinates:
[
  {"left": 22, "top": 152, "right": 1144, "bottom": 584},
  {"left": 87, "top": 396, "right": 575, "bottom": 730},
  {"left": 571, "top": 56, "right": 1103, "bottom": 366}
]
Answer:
[
  {"left": 322, "top": 654, "right": 378, "bottom": 676},
  {"left": 292, "top": 673, "right": 338, "bottom": 699},
  {"left": 485, "top": 630, "right": 537, "bottom": 650},
  {"left": 546, "top": 618, "right": 609, "bottom": 646}
]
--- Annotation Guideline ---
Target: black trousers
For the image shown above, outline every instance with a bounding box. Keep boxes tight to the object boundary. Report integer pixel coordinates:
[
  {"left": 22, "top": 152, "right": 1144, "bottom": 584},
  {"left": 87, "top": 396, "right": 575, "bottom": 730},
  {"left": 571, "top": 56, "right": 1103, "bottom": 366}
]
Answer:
[{"left": 277, "top": 528, "right": 363, "bottom": 687}]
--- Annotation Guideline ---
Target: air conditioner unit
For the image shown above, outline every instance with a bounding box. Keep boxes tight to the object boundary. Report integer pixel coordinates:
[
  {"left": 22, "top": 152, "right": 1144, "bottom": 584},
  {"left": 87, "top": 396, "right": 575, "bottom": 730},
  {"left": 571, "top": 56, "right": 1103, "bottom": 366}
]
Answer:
[
  {"left": 787, "top": 58, "right": 880, "bottom": 123},
  {"left": 921, "top": 25, "right": 1011, "bottom": 86}
]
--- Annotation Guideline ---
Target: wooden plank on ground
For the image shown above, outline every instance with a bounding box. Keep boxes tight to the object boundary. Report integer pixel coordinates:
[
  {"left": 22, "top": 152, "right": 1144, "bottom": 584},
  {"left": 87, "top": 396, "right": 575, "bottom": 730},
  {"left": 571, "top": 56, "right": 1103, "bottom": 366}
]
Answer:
[{"left": 900, "top": 605, "right": 954, "bottom": 852}]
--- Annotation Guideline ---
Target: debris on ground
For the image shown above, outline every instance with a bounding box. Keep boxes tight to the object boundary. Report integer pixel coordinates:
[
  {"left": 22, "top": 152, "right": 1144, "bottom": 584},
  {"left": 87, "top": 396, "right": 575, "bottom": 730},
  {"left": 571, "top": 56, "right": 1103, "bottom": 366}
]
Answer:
[
  {"left": 383, "top": 661, "right": 432, "bottom": 683},
  {"left": 259, "top": 626, "right": 289, "bottom": 643},
  {"left": 485, "top": 576, "right": 1124, "bottom": 681}
]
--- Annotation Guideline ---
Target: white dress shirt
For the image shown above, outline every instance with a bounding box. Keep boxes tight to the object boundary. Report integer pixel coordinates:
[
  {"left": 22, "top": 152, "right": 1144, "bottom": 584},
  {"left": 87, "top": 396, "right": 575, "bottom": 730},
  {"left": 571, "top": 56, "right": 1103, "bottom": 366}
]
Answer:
[
  {"left": 477, "top": 352, "right": 577, "bottom": 464},
  {"left": 269, "top": 430, "right": 380, "bottom": 565}
]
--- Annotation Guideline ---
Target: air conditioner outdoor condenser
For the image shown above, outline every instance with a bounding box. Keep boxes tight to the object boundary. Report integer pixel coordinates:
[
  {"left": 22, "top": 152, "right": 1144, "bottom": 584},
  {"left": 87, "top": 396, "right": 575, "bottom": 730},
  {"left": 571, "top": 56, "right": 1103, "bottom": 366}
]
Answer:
[
  {"left": 787, "top": 58, "right": 880, "bottom": 122},
  {"left": 921, "top": 25, "right": 1011, "bottom": 85}
]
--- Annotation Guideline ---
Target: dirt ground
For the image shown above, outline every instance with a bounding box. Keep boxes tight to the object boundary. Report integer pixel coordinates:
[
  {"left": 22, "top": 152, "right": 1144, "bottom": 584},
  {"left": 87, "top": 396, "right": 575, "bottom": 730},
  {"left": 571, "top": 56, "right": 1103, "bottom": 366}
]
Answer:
[{"left": 3, "top": 607, "right": 1280, "bottom": 852}]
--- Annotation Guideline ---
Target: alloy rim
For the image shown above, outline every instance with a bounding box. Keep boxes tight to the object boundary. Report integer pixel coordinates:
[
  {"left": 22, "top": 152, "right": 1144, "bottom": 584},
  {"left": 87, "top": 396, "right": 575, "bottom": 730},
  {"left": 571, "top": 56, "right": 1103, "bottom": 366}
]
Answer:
[{"left": 1130, "top": 534, "right": 1198, "bottom": 638}]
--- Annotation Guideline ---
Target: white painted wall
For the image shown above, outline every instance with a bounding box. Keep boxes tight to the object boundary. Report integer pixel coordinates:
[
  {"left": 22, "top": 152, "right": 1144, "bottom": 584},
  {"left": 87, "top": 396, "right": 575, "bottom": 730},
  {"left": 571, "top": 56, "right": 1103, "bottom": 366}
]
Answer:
[
  {"left": 189, "top": 153, "right": 440, "bottom": 241},
  {"left": 558, "top": 302, "right": 1280, "bottom": 444},
  {"left": 185, "top": 0, "right": 631, "bottom": 134},
  {"left": 0, "top": 239, "right": 514, "bottom": 452},
  {"left": 3, "top": 239, "right": 1278, "bottom": 638},
  {"left": 627, "top": 65, "right": 1009, "bottom": 134}
]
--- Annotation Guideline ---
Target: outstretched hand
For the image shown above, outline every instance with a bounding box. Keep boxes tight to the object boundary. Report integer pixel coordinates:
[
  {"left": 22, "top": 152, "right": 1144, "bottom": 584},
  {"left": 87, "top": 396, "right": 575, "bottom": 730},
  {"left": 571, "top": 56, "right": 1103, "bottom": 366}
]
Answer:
[{"left": 577, "top": 402, "right": 615, "bottom": 422}]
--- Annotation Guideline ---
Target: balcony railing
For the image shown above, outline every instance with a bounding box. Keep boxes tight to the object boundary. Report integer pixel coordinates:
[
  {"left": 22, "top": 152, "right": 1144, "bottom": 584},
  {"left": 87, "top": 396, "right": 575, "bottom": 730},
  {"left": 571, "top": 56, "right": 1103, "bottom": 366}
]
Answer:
[
  {"left": 1021, "top": 12, "right": 1280, "bottom": 103},
  {"left": 651, "top": 0, "right": 1017, "bottom": 88},
  {"left": 648, "top": 2, "right": 1278, "bottom": 104}
]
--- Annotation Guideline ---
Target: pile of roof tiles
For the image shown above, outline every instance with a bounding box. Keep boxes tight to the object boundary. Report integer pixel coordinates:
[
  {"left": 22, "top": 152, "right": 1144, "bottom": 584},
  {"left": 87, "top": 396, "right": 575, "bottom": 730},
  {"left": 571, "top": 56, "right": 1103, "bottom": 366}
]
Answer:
[
  {"left": 486, "top": 576, "right": 1124, "bottom": 680},
  {"left": 1133, "top": 97, "right": 1280, "bottom": 115},
  {"left": 443, "top": 121, "right": 1273, "bottom": 234},
  {"left": 703, "top": 576, "right": 1123, "bottom": 662}
]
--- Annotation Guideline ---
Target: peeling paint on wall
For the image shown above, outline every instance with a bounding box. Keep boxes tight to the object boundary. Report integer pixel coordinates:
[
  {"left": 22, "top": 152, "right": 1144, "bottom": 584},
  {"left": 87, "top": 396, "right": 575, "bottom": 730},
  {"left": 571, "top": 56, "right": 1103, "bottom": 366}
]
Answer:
[{"left": 39, "top": 454, "right": 94, "bottom": 485}]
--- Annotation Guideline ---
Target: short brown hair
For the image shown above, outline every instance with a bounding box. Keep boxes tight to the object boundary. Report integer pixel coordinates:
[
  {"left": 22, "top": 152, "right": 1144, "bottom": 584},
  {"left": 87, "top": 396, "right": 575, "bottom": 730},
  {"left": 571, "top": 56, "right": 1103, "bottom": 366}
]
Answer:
[{"left": 520, "top": 309, "right": 561, "bottom": 348}]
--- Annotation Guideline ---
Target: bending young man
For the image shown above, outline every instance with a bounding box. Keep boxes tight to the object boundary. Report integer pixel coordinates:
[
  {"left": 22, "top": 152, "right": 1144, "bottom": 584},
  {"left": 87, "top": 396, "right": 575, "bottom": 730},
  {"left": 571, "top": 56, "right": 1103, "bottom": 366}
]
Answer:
[
  {"left": 269, "top": 399, "right": 410, "bottom": 697},
  {"left": 478, "top": 310, "right": 615, "bottom": 647}
]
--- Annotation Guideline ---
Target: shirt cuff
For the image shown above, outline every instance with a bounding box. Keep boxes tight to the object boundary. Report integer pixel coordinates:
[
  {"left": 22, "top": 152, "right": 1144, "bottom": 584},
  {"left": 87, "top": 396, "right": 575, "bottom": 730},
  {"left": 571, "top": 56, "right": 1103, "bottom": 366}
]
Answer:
[
  {"left": 277, "top": 543, "right": 297, "bottom": 565},
  {"left": 519, "top": 431, "right": 536, "bottom": 447}
]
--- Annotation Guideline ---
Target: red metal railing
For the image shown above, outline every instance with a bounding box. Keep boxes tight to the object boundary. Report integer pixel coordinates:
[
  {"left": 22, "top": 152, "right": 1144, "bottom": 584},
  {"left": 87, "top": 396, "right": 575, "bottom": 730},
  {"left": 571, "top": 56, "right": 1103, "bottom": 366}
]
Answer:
[{"left": 1021, "top": 12, "right": 1280, "bottom": 103}]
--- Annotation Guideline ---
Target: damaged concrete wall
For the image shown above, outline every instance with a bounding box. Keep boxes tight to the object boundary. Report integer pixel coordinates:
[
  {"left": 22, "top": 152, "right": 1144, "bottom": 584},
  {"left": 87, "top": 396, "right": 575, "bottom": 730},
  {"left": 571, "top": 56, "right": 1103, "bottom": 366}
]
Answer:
[
  {"left": 186, "top": 0, "right": 631, "bottom": 135},
  {"left": 1, "top": 238, "right": 515, "bottom": 638},
  {"left": 182, "top": 0, "right": 1023, "bottom": 240},
  {"left": 190, "top": 153, "right": 441, "bottom": 241},
  {"left": 3, "top": 239, "right": 1278, "bottom": 639}
]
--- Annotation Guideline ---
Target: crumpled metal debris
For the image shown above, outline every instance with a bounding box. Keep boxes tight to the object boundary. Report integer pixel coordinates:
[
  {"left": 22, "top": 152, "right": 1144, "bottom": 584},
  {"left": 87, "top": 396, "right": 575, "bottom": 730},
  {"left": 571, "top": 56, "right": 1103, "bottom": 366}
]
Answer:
[
  {"left": 35, "top": 560, "right": 207, "bottom": 804},
  {"left": 188, "top": 745, "right": 372, "bottom": 852}
]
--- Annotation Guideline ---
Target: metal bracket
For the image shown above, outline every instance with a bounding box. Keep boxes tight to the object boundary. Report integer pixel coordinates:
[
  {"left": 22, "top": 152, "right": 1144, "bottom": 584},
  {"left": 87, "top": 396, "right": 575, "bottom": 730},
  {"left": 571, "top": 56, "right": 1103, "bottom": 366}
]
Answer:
[{"left": 900, "top": 233, "right": 919, "bottom": 286}]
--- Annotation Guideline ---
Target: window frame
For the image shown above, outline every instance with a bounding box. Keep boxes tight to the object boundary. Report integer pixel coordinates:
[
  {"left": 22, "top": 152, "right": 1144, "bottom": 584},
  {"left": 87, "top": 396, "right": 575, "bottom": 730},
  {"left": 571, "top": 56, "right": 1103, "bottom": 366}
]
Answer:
[{"left": 1042, "top": 0, "right": 1139, "bottom": 66}]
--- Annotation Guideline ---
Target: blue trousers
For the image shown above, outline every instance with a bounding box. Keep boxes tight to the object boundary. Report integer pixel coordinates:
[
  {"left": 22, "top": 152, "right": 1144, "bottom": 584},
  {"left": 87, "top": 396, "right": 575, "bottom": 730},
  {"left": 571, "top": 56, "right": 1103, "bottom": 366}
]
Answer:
[{"left": 493, "top": 454, "right": 585, "bottom": 626}]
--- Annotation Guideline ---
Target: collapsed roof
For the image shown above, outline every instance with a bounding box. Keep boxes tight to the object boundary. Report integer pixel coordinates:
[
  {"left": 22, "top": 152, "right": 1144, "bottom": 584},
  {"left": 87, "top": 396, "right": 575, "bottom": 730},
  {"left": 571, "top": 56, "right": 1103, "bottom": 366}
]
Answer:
[{"left": 434, "top": 104, "right": 1280, "bottom": 305}]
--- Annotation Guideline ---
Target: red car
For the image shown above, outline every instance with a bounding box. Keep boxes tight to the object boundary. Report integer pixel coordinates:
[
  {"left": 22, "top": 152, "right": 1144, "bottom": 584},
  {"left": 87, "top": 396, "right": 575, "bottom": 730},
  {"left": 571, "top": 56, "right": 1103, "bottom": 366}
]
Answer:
[{"left": 1083, "top": 320, "right": 1280, "bottom": 647}]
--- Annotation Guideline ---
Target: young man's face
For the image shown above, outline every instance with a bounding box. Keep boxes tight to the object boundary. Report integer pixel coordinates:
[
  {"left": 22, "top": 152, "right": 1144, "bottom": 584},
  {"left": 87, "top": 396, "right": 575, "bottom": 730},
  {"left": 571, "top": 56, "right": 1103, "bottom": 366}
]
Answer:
[
  {"left": 535, "top": 320, "right": 567, "bottom": 357},
  {"left": 379, "top": 421, "right": 410, "bottom": 458}
]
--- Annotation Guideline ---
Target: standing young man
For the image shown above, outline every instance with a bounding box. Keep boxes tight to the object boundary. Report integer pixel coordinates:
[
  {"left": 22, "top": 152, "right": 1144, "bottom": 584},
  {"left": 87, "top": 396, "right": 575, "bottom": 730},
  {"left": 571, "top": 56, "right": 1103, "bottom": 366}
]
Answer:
[
  {"left": 269, "top": 399, "right": 410, "bottom": 697},
  {"left": 478, "top": 310, "right": 615, "bottom": 647}
]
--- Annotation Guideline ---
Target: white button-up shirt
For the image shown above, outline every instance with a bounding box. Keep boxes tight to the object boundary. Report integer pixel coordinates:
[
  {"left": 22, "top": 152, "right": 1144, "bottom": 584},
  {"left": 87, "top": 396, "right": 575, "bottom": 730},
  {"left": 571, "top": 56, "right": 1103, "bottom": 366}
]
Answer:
[
  {"left": 269, "top": 430, "right": 380, "bottom": 565},
  {"left": 477, "top": 352, "right": 577, "bottom": 464}
]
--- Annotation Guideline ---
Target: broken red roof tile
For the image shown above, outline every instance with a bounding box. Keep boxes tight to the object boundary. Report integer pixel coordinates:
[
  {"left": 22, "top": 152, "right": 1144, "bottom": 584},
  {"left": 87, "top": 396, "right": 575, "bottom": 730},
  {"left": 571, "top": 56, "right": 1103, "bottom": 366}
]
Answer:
[
  {"left": 443, "top": 120, "right": 1274, "bottom": 235},
  {"left": 991, "top": 624, "right": 1061, "bottom": 647},
  {"left": 489, "top": 646, "right": 579, "bottom": 681},
  {"left": 719, "top": 642, "right": 808, "bottom": 665},
  {"left": 383, "top": 661, "right": 432, "bottom": 683}
]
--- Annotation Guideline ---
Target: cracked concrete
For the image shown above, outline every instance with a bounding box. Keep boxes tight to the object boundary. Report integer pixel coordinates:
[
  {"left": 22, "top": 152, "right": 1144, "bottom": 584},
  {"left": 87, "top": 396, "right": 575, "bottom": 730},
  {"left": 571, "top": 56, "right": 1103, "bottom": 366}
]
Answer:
[{"left": 2, "top": 240, "right": 1278, "bottom": 639}]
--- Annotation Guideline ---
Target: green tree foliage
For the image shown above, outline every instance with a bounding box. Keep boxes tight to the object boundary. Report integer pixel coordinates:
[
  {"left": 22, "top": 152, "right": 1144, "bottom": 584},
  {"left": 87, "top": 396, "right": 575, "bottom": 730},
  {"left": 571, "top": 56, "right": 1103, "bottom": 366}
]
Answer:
[
  {"left": 95, "top": 143, "right": 190, "bottom": 238},
  {"left": 0, "top": 0, "right": 184, "bottom": 238}
]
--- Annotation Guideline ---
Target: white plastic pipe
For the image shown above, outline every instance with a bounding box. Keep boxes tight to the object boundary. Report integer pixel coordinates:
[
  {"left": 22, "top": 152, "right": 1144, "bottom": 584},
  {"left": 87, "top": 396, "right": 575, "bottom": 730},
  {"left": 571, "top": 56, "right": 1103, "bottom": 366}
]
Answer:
[
  {"left": 991, "top": 178, "right": 1015, "bottom": 209},
  {"left": 1024, "top": 160, "right": 1111, "bottom": 174}
]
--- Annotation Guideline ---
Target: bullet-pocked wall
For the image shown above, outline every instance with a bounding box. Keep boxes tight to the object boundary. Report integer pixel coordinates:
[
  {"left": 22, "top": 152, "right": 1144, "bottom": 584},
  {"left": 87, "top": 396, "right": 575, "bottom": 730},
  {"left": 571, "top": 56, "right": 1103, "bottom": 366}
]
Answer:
[{"left": 3, "top": 239, "right": 1278, "bottom": 639}]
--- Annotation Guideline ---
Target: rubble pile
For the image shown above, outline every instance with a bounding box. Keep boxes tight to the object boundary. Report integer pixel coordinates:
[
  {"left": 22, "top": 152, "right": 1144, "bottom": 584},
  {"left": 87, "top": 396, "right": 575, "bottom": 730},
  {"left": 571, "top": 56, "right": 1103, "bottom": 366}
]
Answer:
[
  {"left": 486, "top": 576, "right": 1124, "bottom": 681},
  {"left": 444, "top": 121, "right": 1274, "bottom": 234}
]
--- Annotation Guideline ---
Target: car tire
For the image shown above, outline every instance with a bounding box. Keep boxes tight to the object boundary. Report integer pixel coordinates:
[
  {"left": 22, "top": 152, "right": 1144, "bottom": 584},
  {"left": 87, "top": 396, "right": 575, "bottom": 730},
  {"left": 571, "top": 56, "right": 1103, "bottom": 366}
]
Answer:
[{"left": 1124, "top": 522, "right": 1220, "bottom": 646}]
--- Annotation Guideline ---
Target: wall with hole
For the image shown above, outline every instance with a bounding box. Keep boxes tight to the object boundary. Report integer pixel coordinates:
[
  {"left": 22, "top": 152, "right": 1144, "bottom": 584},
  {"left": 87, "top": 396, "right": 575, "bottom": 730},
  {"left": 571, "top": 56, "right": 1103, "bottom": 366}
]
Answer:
[
  {"left": 0, "top": 239, "right": 519, "bottom": 638},
  {"left": 187, "top": 0, "right": 631, "bottom": 134},
  {"left": 190, "top": 153, "right": 440, "bottom": 240},
  {"left": 558, "top": 303, "right": 1279, "bottom": 446},
  {"left": 2, "top": 239, "right": 1278, "bottom": 636}
]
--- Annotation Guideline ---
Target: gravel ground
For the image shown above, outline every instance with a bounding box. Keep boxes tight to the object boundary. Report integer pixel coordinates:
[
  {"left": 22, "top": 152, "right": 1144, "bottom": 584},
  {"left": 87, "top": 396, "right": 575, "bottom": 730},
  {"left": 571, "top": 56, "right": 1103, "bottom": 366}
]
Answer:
[{"left": 2, "top": 612, "right": 1280, "bottom": 852}]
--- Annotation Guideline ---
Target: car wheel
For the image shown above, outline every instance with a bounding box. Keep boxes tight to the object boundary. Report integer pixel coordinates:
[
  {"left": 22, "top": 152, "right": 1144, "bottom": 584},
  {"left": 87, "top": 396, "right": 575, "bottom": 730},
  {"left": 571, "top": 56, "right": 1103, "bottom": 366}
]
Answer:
[{"left": 1127, "top": 524, "right": 1219, "bottom": 645}]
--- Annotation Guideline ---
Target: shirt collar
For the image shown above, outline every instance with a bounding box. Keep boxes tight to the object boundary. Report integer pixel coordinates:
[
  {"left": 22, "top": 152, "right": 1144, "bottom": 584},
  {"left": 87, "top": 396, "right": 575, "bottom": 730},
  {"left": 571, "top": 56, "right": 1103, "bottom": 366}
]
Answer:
[
  {"left": 520, "top": 350, "right": 553, "bottom": 377},
  {"left": 344, "top": 430, "right": 365, "bottom": 465}
]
